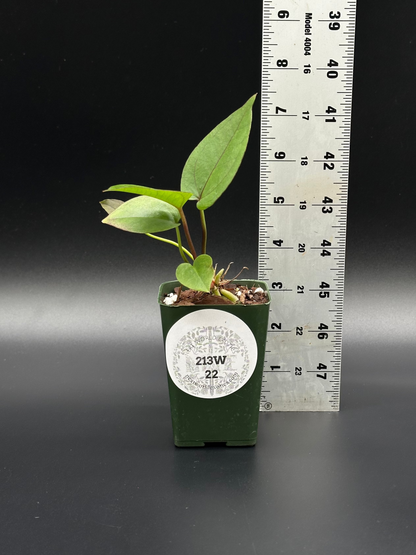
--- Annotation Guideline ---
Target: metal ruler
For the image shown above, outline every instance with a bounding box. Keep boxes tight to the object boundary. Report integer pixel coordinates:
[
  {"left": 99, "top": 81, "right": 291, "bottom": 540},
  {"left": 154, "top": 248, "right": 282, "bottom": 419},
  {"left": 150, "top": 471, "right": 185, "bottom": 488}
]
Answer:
[{"left": 259, "top": 0, "right": 356, "bottom": 411}]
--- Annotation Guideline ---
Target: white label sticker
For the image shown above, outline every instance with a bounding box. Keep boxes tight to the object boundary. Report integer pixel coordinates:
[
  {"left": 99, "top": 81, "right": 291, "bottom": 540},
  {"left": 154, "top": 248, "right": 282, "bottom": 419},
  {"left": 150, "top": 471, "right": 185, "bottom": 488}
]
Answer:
[{"left": 165, "top": 309, "right": 258, "bottom": 399}]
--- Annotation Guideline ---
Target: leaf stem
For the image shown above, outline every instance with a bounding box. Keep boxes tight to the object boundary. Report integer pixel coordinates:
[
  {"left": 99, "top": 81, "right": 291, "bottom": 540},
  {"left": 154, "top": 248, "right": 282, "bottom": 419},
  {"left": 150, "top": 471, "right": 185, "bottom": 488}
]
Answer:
[
  {"left": 179, "top": 208, "right": 197, "bottom": 260},
  {"left": 145, "top": 232, "right": 194, "bottom": 262},
  {"left": 175, "top": 227, "right": 191, "bottom": 263},
  {"left": 200, "top": 210, "right": 207, "bottom": 254}
]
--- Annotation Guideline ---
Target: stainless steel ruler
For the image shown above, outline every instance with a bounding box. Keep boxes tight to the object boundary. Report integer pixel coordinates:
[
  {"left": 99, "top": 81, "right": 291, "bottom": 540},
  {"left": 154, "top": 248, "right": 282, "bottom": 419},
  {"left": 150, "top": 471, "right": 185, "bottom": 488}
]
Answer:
[{"left": 259, "top": 0, "right": 356, "bottom": 411}]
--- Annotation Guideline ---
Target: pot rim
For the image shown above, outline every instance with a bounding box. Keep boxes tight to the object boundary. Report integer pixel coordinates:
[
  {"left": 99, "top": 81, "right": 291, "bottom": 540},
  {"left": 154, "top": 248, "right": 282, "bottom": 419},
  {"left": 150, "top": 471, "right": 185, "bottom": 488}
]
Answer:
[{"left": 158, "top": 279, "right": 271, "bottom": 307}]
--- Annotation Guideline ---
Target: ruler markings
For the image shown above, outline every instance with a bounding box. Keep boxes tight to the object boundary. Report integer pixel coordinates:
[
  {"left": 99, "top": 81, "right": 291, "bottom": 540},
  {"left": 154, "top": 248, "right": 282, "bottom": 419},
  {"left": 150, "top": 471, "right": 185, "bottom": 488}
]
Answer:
[{"left": 259, "top": 0, "right": 355, "bottom": 412}]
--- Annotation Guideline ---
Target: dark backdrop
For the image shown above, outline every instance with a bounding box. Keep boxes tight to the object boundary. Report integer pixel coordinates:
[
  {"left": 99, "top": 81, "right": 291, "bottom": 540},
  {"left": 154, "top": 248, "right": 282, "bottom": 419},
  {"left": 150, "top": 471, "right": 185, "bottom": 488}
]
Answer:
[
  {"left": 1, "top": 1, "right": 416, "bottom": 554},
  {"left": 1, "top": 1, "right": 415, "bottom": 345}
]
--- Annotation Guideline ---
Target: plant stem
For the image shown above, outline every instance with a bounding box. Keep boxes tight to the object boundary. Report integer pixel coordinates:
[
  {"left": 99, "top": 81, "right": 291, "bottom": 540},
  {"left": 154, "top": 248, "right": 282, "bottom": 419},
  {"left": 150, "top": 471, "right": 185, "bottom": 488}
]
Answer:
[
  {"left": 175, "top": 227, "right": 191, "bottom": 263},
  {"left": 220, "top": 288, "right": 239, "bottom": 304},
  {"left": 214, "top": 268, "right": 224, "bottom": 285},
  {"left": 145, "top": 233, "right": 194, "bottom": 261},
  {"left": 179, "top": 208, "right": 197, "bottom": 260},
  {"left": 200, "top": 210, "right": 207, "bottom": 254}
]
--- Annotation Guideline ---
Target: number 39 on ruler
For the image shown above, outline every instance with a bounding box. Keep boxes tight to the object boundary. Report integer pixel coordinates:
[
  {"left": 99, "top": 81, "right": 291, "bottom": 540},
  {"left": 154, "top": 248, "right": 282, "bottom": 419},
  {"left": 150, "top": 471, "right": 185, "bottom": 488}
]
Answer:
[{"left": 259, "top": 0, "right": 356, "bottom": 411}]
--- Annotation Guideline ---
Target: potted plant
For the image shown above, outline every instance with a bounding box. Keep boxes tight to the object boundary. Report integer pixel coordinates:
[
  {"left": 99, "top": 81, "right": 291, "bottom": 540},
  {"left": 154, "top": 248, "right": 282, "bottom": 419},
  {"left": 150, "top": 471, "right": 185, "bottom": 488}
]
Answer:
[{"left": 100, "top": 94, "right": 270, "bottom": 447}]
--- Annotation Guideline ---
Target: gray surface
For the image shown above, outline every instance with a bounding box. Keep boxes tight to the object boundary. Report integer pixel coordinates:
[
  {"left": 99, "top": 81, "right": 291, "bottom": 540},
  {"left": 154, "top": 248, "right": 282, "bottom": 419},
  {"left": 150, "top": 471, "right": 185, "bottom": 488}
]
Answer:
[{"left": 1, "top": 331, "right": 415, "bottom": 555}]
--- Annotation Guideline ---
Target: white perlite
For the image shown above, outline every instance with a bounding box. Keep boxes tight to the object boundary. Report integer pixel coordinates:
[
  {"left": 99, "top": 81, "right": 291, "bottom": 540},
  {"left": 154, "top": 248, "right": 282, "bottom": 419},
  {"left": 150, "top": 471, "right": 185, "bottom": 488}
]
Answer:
[{"left": 163, "top": 293, "right": 178, "bottom": 306}]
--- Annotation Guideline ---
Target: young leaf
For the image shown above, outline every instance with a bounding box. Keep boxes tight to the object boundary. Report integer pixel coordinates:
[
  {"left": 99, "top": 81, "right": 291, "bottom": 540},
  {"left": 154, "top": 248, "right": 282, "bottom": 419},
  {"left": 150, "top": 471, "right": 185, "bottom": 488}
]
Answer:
[
  {"left": 180, "top": 94, "right": 256, "bottom": 211},
  {"left": 102, "top": 195, "right": 180, "bottom": 234},
  {"left": 100, "top": 198, "right": 124, "bottom": 215},
  {"left": 176, "top": 254, "right": 215, "bottom": 293},
  {"left": 104, "top": 184, "right": 192, "bottom": 210}
]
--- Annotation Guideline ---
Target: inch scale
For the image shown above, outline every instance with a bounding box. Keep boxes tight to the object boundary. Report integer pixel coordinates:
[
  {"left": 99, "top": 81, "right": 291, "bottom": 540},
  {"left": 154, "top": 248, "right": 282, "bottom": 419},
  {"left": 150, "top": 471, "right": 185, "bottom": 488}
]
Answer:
[{"left": 259, "top": 0, "right": 356, "bottom": 411}]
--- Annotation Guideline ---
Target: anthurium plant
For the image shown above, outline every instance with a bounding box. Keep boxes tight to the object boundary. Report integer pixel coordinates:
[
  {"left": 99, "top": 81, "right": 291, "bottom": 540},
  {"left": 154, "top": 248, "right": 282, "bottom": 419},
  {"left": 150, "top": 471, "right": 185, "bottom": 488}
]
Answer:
[{"left": 100, "top": 94, "right": 256, "bottom": 302}]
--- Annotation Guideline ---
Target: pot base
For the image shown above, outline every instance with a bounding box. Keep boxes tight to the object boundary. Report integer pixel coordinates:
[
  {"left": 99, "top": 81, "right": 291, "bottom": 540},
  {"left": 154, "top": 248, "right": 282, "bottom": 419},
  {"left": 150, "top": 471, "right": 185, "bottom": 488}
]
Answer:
[{"left": 175, "top": 439, "right": 257, "bottom": 448}]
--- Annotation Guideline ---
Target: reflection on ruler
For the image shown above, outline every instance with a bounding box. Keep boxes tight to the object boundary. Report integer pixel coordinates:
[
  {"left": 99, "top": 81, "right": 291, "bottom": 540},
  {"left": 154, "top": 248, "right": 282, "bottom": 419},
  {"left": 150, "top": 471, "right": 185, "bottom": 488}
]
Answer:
[{"left": 259, "top": 0, "right": 356, "bottom": 411}]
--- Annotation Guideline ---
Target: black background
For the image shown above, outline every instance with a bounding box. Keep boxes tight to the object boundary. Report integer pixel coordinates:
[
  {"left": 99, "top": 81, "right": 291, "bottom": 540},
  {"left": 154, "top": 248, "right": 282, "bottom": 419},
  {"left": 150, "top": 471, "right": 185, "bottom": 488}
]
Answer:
[{"left": 1, "top": 1, "right": 416, "bottom": 554}]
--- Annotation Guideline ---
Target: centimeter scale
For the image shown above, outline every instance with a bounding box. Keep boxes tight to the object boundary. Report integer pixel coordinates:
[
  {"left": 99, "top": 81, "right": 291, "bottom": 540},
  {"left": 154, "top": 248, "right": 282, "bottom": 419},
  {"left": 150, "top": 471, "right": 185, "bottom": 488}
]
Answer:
[{"left": 259, "top": 0, "right": 357, "bottom": 411}]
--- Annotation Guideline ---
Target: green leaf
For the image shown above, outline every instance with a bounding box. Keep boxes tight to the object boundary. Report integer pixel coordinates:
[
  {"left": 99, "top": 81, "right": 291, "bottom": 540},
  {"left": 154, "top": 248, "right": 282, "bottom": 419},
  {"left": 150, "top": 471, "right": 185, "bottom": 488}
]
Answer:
[
  {"left": 100, "top": 198, "right": 124, "bottom": 215},
  {"left": 104, "top": 184, "right": 192, "bottom": 210},
  {"left": 102, "top": 195, "right": 180, "bottom": 234},
  {"left": 180, "top": 94, "right": 256, "bottom": 211},
  {"left": 176, "top": 254, "right": 215, "bottom": 293}
]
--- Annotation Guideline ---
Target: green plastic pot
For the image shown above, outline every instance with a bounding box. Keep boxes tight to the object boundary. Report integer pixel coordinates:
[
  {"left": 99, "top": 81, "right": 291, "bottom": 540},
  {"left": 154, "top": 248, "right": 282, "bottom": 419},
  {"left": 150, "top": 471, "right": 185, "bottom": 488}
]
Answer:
[{"left": 158, "top": 280, "right": 270, "bottom": 447}]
